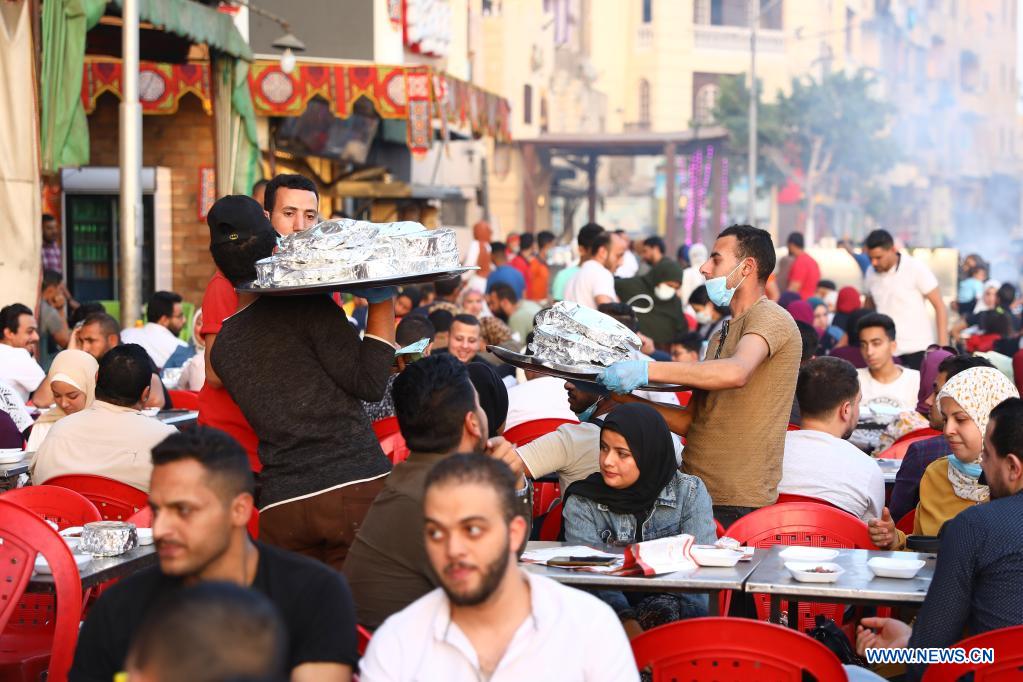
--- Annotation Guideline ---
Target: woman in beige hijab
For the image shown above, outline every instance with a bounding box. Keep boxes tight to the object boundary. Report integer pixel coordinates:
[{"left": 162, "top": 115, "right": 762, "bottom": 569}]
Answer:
[{"left": 25, "top": 349, "right": 97, "bottom": 451}]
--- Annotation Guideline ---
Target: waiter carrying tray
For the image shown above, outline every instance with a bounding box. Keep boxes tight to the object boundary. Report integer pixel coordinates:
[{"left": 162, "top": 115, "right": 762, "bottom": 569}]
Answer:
[{"left": 599, "top": 225, "right": 801, "bottom": 528}]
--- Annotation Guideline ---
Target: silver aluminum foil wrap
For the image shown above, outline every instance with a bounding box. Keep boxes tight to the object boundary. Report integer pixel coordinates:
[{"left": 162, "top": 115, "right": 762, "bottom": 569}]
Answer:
[
  {"left": 528, "top": 301, "right": 641, "bottom": 368},
  {"left": 256, "top": 219, "right": 459, "bottom": 288},
  {"left": 80, "top": 521, "right": 138, "bottom": 557}
]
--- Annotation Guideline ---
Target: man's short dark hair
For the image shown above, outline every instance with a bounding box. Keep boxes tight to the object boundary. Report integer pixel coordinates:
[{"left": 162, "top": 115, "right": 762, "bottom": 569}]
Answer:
[
  {"left": 147, "top": 291, "right": 182, "bottom": 324},
  {"left": 864, "top": 229, "right": 894, "bottom": 250},
  {"left": 937, "top": 354, "right": 994, "bottom": 379},
  {"left": 151, "top": 427, "right": 256, "bottom": 498},
  {"left": 428, "top": 309, "right": 454, "bottom": 333},
  {"left": 718, "top": 224, "right": 776, "bottom": 282},
  {"left": 795, "top": 320, "right": 818, "bottom": 364},
  {"left": 42, "top": 269, "right": 63, "bottom": 290},
  {"left": 490, "top": 241, "right": 508, "bottom": 258},
  {"left": 796, "top": 356, "right": 860, "bottom": 419},
  {"left": 453, "top": 313, "right": 481, "bottom": 329},
  {"left": 394, "top": 355, "right": 476, "bottom": 453},
  {"left": 981, "top": 311, "right": 1012, "bottom": 337},
  {"left": 211, "top": 231, "right": 277, "bottom": 285},
  {"left": 818, "top": 279, "right": 836, "bottom": 291},
  {"left": 597, "top": 302, "right": 639, "bottom": 333},
  {"left": 997, "top": 283, "right": 1017, "bottom": 309},
  {"left": 251, "top": 179, "right": 268, "bottom": 195},
  {"left": 1, "top": 303, "right": 32, "bottom": 336},
  {"left": 520, "top": 233, "right": 534, "bottom": 251},
  {"left": 670, "top": 332, "right": 702, "bottom": 354},
  {"left": 128, "top": 581, "right": 285, "bottom": 682},
  {"left": 537, "top": 230, "right": 555, "bottom": 249},
  {"left": 856, "top": 312, "right": 896, "bottom": 342},
  {"left": 577, "top": 223, "right": 604, "bottom": 251},
  {"left": 489, "top": 282, "right": 518, "bottom": 304},
  {"left": 263, "top": 173, "right": 318, "bottom": 213},
  {"left": 589, "top": 231, "right": 612, "bottom": 256},
  {"left": 425, "top": 453, "right": 522, "bottom": 523},
  {"left": 988, "top": 398, "right": 1023, "bottom": 460},
  {"left": 787, "top": 232, "right": 804, "bottom": 249},
  {"left": 69, "top": 302, "right": 106, "bottom": 328},
  {"left": 95, "top": 344, "right": 153, "bottom": 407},
  {"left": 643, "top": 236, "right": 665, "bottom": 253},
  {"left": 688, "top": 285, "right": 710, "bottom": 307},
  {"left": 434, "top": 276, "right": 461, "bottom": 299},
  {"left": 81, "top": 311, "right": 121, "bottom": 340},
  {"left": 396, "top": 314, "right": 435, "bottom": 346}
]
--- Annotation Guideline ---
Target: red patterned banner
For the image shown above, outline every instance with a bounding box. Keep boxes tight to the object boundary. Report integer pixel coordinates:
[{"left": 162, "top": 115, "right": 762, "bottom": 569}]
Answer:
[{"left": 82, "top": 58, "right": 212, "bottom": 115}]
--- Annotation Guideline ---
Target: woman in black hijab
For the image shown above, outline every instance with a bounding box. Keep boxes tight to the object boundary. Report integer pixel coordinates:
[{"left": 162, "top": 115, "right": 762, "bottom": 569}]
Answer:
[
  {"left": 563, "top": 403, "right": 716, "bottom": 635},
  {"left": 467, "top": 361, "right": 509, "bottom": 438}
]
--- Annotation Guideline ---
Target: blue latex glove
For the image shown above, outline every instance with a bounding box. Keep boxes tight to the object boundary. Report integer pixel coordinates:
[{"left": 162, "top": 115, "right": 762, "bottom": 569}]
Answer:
[
  {"left": 349, "top": 286, "right": 398, "bottom": 304},
  {"left": 599, "top": 359, "right": 650, "bottom": 394}
]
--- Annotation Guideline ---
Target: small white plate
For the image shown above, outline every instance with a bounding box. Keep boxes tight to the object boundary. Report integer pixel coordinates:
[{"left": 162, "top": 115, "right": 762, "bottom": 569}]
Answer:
[
  {"left": 785, "top": 561, "right": 845, "bottom": 583},
  {"left": 0, "top": 449, "right": 25, "bottom": 465},
  {"left": 867, "top": 557, "right": 926, "bottom": 579},
  {"left": 692, "top": 546, "right": 743, "bottom": 567},
  {"left": 63, "top": 537, "right": 81, "bottom": 552},
  {"left": 779, "top": 546, "right": 840, "bottom": 562},
  {"left": 59, "top": 526, "right": 84, "bottom": 538},
  {"left": 137, "top": 528, "right": 153, "bottom": 546},
  {"left": 34, "top": 553, "right": 92, "bottom": 575}
]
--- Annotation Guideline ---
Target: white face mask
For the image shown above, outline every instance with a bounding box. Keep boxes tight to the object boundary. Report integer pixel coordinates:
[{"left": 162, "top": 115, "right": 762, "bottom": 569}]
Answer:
[
  {"left": 654, "top": 283, "right": 678, "bottom": 301},
  {"left": 694, "top": 309, "right": 713, "bottom": 325}
]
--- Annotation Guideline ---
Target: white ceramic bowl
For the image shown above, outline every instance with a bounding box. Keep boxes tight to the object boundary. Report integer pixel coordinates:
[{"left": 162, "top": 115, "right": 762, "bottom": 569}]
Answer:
[
  {"left": 34, "top": 553, "right": 92, "bottom": 575},
  {"left": 0, "top": 449, "right": 25, "bottom": 465},
  {"left": 867, "top": 557, "right": 926, "bottom": 579},
  {"left": 137, "top": 528, "right": 154, "bottom": 546},
  {"left": 785, "top": 561, "right": 845, "bottom": 583},
  {"left": 691, "top": 546, "right": 743, "bottom": 567},
  {"left": 779, "top": 546, "right": 840, "bottom": 562}
]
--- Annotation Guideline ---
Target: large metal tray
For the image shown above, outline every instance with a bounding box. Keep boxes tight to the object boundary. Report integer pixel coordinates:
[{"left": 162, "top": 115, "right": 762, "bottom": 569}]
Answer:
[
  {"left": 487, "top": 346, "right": 686, "bottom": 392},
  {"left": 235, "top": 266, "right": 477, "bottom": 296}
]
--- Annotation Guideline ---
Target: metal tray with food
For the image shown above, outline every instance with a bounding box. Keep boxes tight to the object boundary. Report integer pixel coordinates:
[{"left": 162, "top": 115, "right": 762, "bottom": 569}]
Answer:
[
  {"left": 235, "top": 267, "right": 477, "bottom": 296},
  {"left": 487, "top": 346, "right": 686, "bottom": 392}
]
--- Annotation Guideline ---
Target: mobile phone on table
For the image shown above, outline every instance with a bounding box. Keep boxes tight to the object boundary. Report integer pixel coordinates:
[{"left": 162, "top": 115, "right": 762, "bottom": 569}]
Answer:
[{"left": 548, "top": 556, "right": 617, "bottom": 567}]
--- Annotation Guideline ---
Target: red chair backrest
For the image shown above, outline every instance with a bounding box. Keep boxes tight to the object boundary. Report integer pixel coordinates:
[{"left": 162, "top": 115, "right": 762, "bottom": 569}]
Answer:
[
  {"left": 0, "top": 499, "right": 85, "bottom": 681},
  {"left": 532, "top": 481, "right": 561, "bottom": 518},
  {"left": 714, "top": 518, "right": 726, "bottom": 539},
  {"left": 503, "top": 418, "right": 578, "bottom": 447},
  {"left": 357, "top": 624, "right": 372, "bottom": 656},
  {"left": 2, "top": 486, "right": 102, "bottom": 529},
  {"left": 631, "top": 617, "right": 845, "bottom": 681},
  {"left": 893, "top": 427, "right": 941, "bottom": 445},
  {"left": 371, "top": 416, "right": 401, "bottom": 440},
  {"left": 128, "top": 504, "right": 260, "bottom": 539},
  {"left": 44, "top": 475, "right": 149, "bottom": 521},
  {"left": 775, "top": 493, "right": 846, "bottom": 512},
  {"left": 167, "top": 389, "right": 200, "bottom": 411},
  {"left": 876, "top": 434, "right": 934, "bottom": 460},
  {"left": 539, "top": 501, "right": 563, "bottom": 541},
  {"left": 920, "top": 624, "right": 1023, "bottom": 681},
  {"left": 675, "top": 391, "right": 692, "bottom": 407},
  {"left": 787, "top": 423, "right": 801, "bottom": 431},
  {"left": 895, "top": 508, "right": 916, "bottom": 535},
  {"left": 725, "top": 503, "right": 875, "bottom": 633}
]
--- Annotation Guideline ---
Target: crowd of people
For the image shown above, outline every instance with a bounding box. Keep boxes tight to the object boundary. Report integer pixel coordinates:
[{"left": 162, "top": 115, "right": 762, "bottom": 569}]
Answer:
[{"left": 2, "top": 172, "right": 1023, "bottom": 680}]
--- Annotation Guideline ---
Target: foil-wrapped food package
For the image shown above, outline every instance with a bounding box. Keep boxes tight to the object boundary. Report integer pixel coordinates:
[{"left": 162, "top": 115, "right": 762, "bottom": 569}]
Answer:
[
  {"left": 80, "top": 521, "right": 138, "bottom": 557},
  {"left": 529, "top": 301, "right": 641, "bottom": 368},
  {"left": 256, "top": 219, "right": 460, "bottom": 288}
]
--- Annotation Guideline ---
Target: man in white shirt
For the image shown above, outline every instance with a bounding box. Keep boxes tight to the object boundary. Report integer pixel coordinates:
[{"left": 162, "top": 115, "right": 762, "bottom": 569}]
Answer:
[
  {"left": 779, "top": 357, "right": 885, "bottom": 521},
  {"left": 504, "top": 373, "right": 578, "bottom": 431},
  {"left": 31, "top": 344, "right": 176, "bottom": 491},
  {"left": 856, "top": 312, "right": 921, "bottom": 413},
  {"left": 863, "top": 229, "right": 948, "bottom": 370},
  {"left": 0, "top": 303, "right": 51, "bottom": 405},
  {"left": 121, "top": 291, "right": 187, "bottom": 370},
  {"left": 564, "top": 231, "right": 626, "bottom": 309},
  {"left": 614, "top": 229, "right": 640, "bottom": 277},
  {"left": 360, "top": 454, "right": 637, "bottom": 682}
]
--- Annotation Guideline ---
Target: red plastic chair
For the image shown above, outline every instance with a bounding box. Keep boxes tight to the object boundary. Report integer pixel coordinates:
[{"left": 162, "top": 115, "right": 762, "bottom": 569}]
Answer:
[
  {"left": 2, "top": 487, "right": 102, "bottom": 529},
  {"left": 532, "top": 481, "right": 561, "bottom": 519},
  {"left": 724, "top": 503, "right": 875, "bottom": 634},
  {"left": 539, "top": 501, "right": 563, "bottom": 541},
  {"left": 128, "top": 504, "right": 260, "bottom": 539},
  {"left": 44, "top": 475, "right": 149, "bottom": 521},
  {"left": 357, "top": 624, "right": 372, "bottom": 656},
  {"left": 372, "top": 417, "right": 410, "bottom": 465},
  {"left": 503, "top": 418, "right": 578, "bottom": 447},
  {"left": 896, "top": 508, "right": 916, "bottom": 535},
  {"left": 876, "top": 434, "right": 935, "bottom": 460},
  {"left": 787, "top": 423, "right": 801, "bottom": 431},
  {"left": 775, "top": 493, "right": 848, "bottom": 513},
  {"left": 714, "top": 518, "right": 726, "bottom": 539},
  {"left": 0, "top": 499, "right": 85, "bottom": 682},
  {"left": 371, "top": 416, "right": 401, "bottom": 440},
  {"left": 893, "top": 427, "right": 941, "bottom": 445},
  {"left": 631, "top": 617, "right": 845, "bottom": 681},
  {"left": 674, "top": 391, "right": 692, "bottom": 407},
  {"left": 167, "top": 389, "right": 200, "bottom": 410},
  {"left": 920, "top": 624, "right": 1023, "bottom": 681}
]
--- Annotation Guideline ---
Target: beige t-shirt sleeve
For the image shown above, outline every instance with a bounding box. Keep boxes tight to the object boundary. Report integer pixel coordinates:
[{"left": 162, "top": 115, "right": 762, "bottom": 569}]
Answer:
[
  {"left": 517, "top": 422, "right": 601, "bottom": 492},
  {"left": 742, "top": 300, "right": 794, "bottom": 357}
]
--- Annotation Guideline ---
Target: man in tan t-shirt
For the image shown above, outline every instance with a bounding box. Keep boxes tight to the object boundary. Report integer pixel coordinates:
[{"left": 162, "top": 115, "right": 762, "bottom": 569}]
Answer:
[{"left": 600, "top": 225, "right": 801, "bottom": 528}]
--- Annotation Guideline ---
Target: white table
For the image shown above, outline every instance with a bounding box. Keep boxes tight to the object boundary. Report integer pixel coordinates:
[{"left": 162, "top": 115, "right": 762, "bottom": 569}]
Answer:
[
  {"left": 28, "top": 544, "right": 157, "bottom": 593},
  {"left": 875, "top": 458, "right": 902, "bottom": 485},
  {"left": 744, "top": 545, "right": 936, "bottom": 628},
  {"left": 520, "top": 541, "right": 766, "bottom": 617},
  {"left": 0, "top": 453, "right": 30, "bottom": 480}
]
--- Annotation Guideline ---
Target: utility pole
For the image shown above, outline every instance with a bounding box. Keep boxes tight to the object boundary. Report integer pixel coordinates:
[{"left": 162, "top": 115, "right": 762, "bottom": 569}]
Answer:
[{"left": 119, "top": 0, "right": 143, "bottom": 327}]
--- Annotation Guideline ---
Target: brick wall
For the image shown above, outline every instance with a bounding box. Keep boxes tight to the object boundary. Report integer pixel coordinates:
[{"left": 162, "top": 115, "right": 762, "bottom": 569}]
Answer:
[{"left": 88, "top": 94, "right": 215, "bottom": 307}]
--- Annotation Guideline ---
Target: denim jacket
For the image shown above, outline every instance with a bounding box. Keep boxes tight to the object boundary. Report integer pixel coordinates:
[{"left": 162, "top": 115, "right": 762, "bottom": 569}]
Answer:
[{"left": 563, "top": 470, "right": 717, "bottom": 618}]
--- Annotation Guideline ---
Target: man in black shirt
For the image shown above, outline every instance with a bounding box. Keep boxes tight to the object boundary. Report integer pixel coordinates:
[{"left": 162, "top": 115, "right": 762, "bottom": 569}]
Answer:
[
  {"left": 70, "top": 428, "right": 359, "bottom": 682},
  {"left": 205, "top": 195, "right": 397, "bottom": 569},
  {"left": 856, "top": 398, "right": 1023, "bottom": 680}
]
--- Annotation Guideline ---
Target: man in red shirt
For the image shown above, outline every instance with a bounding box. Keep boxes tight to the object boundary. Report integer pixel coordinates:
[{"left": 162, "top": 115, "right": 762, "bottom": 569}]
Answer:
[
  {"left": 507, "top": 233, "right": 530, "bottom": 279},
  {"left": 786, "top": 232, "right": 820, "bottom": 300}
]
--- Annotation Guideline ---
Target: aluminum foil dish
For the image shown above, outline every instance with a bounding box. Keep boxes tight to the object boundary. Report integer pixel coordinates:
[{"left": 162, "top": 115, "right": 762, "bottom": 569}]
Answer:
[
  {"left": 249, "top": 219, "right": 463, "bottom": 290},
  {"left": 80, "top": 521, "right": 138, "bottom": 557}
]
